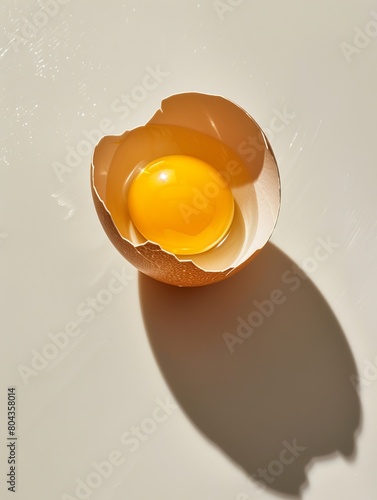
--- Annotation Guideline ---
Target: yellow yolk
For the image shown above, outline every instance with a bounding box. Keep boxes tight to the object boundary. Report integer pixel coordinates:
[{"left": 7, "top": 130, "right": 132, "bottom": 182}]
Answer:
[{"left": 127, "top": 155, "right": 235, "bottom": 255}]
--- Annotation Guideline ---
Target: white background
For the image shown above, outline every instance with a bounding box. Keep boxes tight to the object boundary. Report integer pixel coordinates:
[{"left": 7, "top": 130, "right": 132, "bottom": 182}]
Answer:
[{"left": 1, "top": 1, "right": 377, "bottom": 499}]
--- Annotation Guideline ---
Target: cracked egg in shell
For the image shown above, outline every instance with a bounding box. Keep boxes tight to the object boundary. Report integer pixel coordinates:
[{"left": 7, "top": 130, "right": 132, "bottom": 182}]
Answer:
[{"left": 91, "top": 92, "right": 280, "bottom": 287}]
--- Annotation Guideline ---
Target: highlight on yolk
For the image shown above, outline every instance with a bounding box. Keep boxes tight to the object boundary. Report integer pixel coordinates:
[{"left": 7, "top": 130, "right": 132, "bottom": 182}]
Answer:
[{"left": 127, "top": 155, "right": 235, "bottom": 255}]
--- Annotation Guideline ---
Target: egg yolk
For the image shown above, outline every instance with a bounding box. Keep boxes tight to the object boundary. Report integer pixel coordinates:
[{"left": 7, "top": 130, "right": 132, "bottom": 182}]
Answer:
[{"left": 127, "top": 155, "right": 235, "bottom": 255}]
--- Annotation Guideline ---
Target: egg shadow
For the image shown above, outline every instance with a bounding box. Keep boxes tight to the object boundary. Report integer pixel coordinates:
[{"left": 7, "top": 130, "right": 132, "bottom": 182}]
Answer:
[{"left": 138, "top": 243, "right": 362, "bottom": 497}]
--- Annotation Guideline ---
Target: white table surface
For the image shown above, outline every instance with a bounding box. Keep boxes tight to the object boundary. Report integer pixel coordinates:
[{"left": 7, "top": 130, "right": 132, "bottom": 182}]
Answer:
[{"left": 1, "top": 1, "right": 377, "bottom": 499}]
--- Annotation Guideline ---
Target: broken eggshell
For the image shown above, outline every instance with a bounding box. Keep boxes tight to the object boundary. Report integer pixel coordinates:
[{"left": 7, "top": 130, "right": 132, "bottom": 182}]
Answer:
[{"left": 91, "top": 92, "right": 280, "bottom": 287}]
